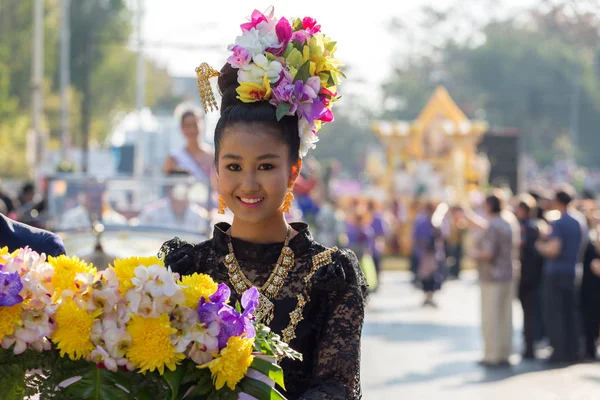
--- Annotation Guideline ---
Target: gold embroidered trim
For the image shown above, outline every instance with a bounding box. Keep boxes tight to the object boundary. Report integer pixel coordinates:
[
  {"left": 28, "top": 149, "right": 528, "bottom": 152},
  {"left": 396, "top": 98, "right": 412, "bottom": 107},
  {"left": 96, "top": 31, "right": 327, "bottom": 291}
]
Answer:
[{"left": 281, "top": 246, "right": 338, "bottom": 344}]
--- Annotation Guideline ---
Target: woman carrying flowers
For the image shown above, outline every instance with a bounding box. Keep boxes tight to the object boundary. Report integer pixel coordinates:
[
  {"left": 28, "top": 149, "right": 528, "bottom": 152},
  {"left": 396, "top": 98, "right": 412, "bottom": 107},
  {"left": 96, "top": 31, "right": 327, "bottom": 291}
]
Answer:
[{"left": 161, "top": 7, "right": 367, "bottom": 400}]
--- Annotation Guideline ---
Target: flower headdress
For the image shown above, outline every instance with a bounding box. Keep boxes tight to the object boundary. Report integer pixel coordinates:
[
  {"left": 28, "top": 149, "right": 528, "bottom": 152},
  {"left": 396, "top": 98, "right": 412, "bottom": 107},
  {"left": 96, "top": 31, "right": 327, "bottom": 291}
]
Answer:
[{"left": 196, "top": 7, "right": 344, "bottom": 157}]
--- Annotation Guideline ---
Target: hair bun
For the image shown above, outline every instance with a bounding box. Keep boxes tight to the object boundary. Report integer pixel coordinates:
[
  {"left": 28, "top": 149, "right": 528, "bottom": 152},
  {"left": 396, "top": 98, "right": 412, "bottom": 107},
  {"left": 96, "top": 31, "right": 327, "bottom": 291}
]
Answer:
[{"left": 218, "top": 63, "right": 240, "bottom": 112}]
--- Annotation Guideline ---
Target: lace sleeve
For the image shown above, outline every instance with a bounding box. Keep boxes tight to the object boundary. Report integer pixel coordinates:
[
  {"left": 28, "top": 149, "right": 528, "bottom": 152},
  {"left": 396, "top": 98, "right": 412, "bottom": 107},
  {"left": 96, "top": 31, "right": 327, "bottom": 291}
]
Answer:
[
  {"left": 158, "top": 237, "right": 197, "bottom": 276},
  {"left": 299, "top": 248, "right": 367, "bottom": 400}
]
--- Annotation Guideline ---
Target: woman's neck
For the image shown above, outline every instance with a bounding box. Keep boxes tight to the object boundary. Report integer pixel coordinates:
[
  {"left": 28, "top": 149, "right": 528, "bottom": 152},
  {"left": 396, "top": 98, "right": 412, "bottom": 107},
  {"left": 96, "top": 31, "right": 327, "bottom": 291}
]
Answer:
[
  {"left": 230, "top": 213, "right": 290, "bottom": 244},
  {"left": 186, "top": 141, "right": 201, "bottom": 154}
]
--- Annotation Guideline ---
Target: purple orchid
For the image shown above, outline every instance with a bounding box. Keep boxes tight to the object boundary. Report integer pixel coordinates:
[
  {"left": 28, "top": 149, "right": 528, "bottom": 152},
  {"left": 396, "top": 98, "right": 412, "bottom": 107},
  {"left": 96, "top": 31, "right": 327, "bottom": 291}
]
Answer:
[
  {"left": 291, "top": 30, "right": 312, "bottom": 45},
  {"left": 197, "top": 284, "right": 258, "bottom": 350},
  {"left": 292, "top": 77, "right": 328, "bottom": 124},
  {"left": 0, "top": 271, "right": 23, "bottom": 307},
  {"left": 240, "top": 287, "right": 259, "bottom": 338}
]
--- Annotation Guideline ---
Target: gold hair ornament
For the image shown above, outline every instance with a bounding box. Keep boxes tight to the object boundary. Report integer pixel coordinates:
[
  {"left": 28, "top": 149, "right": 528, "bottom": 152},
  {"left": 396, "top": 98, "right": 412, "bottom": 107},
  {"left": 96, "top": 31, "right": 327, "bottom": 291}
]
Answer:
[{"left": 195, "top": 63, "right": 221, "bottom": 113}]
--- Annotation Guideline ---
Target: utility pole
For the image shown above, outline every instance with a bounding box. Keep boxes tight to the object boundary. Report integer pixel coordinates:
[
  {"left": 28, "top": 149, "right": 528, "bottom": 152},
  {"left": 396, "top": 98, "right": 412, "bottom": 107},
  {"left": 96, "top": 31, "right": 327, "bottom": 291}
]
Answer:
[
  {"left": 569, "top": 64, "right": 581, "bottom": 165},
  {"left": 31, "top": 0, "right": 44, "bottom": 179},
  {"left": 134, "top": 0, "right": 146, "bottom": 177},
  {"left": 60, "top": 0, "right": 71, "bottom": 161}
]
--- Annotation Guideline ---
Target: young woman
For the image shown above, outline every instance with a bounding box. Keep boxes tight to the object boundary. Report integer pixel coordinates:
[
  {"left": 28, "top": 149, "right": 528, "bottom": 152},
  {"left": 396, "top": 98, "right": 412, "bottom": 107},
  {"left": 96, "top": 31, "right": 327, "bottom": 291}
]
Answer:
[
  {"left": 160, "top": 9, "right": 367, "bottom": 399},
  {"left": 163, "top": 109, "right": 214, "bottom": 182}
]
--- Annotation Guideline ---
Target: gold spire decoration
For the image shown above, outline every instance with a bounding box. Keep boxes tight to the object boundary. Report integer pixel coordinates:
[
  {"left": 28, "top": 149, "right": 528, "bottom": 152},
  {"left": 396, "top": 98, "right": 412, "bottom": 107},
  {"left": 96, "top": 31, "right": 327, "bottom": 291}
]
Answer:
[{"left": 195, "top": 63, "right": 221, "bottom": 113}]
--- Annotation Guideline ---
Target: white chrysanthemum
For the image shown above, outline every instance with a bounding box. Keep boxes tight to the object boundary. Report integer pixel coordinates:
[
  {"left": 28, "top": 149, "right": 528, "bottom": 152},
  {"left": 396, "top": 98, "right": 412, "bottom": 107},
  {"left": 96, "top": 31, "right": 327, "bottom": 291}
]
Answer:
[{"left": 230, "top": 22, "right": 279, "bottom": 58}]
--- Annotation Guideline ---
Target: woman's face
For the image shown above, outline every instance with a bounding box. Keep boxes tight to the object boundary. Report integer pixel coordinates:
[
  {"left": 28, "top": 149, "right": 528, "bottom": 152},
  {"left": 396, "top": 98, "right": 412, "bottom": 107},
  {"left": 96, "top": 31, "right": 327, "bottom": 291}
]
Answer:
[
  {"left": 217, "top": 123, "right": 300, "bottom": 225},
  {"left": 181, "top": 114, "right": 200, "bottom": 142}
]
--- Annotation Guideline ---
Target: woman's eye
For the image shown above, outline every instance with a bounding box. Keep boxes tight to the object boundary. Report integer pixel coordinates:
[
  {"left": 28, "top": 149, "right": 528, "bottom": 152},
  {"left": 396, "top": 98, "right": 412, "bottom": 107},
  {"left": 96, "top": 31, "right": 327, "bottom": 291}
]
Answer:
[
  {"left": 226, "top": 164, "right": 241, "bottom": 171},
  {"left": 258, "top": 164, "right": 274, "bottom": 171}
]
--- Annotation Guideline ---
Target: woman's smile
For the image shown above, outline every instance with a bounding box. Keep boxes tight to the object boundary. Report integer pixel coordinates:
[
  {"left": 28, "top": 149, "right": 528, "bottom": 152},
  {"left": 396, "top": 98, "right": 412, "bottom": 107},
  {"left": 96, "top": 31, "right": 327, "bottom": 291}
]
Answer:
[{"left": 237, "top": 196, "right": 265, "bottom": 208}]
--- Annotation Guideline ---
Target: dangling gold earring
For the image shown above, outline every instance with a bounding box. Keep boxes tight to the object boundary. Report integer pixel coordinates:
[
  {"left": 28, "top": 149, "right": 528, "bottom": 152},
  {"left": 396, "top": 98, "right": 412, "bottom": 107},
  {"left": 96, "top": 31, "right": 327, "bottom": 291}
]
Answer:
[
  {"left": 282, "top": 190, "right": 294, "bottom": 213},
  {"left": 218, "top": 196, "right": 226, "bottom": 214}
]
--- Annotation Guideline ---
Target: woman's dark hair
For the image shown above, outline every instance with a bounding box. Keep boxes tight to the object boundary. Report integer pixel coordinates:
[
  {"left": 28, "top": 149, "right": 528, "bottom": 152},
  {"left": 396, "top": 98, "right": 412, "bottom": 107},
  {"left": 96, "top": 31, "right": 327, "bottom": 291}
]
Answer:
[
  {"left": 485, "top": 194, "right": 502, "bottom": 214},
  {"left": 214, "top": 63, "right": 300, "bottom": 166}
]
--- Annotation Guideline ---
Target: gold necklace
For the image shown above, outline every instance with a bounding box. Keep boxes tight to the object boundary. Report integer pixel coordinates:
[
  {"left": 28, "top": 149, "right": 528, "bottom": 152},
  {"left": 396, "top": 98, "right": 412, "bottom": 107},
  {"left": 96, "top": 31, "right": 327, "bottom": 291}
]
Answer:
[{"left": 224, "top": 227, "right": 295, "bottom": 325}]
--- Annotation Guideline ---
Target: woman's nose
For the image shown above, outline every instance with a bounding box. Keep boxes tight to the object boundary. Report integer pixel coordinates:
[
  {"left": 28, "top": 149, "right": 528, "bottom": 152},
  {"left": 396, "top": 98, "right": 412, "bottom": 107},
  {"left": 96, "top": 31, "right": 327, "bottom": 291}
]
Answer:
[{"left": 240, "top": 171, "right": 260, "bottom": 191}]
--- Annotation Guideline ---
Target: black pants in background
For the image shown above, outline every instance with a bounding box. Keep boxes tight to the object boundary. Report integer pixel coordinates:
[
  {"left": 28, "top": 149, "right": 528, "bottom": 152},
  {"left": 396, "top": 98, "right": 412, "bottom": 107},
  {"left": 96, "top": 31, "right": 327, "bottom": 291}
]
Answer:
[
  {"left": 519, "top": 285, "right": 541, "bottom": 356},
  {"left": 543, "top": 273, "right": 580, "bottom": 361},
  {"left": 581, "top": 307, "right": 599, "bottom": 358}
]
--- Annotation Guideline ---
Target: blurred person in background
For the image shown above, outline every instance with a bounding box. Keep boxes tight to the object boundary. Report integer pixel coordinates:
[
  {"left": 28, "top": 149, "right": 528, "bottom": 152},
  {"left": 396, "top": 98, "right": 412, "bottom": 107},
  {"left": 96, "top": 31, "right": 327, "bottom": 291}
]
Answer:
[
  {"left": 446, "top": 205, "right": 467, "bottom": 279},
  {"left": 536, "top": 186, "right": 582, "bottom": 363},
  {"left": 163, "top": 109, "right": 214, "bottom": 181},
  {"left": 466, "top": 194, "right": 515, "bottom": 367},
  {"left": 580, "top": 205, "right": 600, "bottom": 361},
  {"left": 367, "top": 199, "right": 388, "bottom": 284},
  {"left": 412, "top": 202, "right": 442, "bottom": 306},
  {"left": 137, "top": 172, "right": 209, "bottom": 234},
  {"left": 58, "top": 186, "right": 128, "bottom": 230},
  {"left": 515, "top": 194, "right": 545, "bottom": 359},
  {"left": 0, "top": 179, "right": 16, "bottom": 218},
  {"left": 1, "top": 212, "right": 66, "bottom": 256},
  {"left": 314, "top": 195, "right": 346, "bottom": 249}
]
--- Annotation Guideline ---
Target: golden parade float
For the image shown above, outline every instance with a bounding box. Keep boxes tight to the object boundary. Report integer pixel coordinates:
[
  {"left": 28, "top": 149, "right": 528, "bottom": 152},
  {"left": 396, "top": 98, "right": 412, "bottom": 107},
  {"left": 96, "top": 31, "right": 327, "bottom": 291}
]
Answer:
[{"left": 371, "top": 86, "right": 489, "bottom": 255}]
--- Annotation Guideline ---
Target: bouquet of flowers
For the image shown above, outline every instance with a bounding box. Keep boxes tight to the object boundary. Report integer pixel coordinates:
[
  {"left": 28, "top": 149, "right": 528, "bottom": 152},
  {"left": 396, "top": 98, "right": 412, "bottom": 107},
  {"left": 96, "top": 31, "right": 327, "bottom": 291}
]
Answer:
[
  {"left": 227, "top": 7, "right": 343, "bottom": 157},
  {"left": 0, "top": 246, "right": 300, "bottom": 400}
]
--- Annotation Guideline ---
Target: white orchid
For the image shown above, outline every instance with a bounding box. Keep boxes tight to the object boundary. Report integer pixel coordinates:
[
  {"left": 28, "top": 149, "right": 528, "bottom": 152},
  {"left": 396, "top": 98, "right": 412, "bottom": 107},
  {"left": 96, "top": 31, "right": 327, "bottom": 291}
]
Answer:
[
  {"left": 90, "top": 346, "right": 118, "bottom": 372},
  {"left": 145, "top": 265, "right": 180, "bottom": 298},
  {"left": 152, "top": 290, "right": 185, "bottom": 315},
  {"left": 238, "top": 55, "right": 283, "bottom": 85},
  {"left": 298, "top": 118, "right": 319, "bottom": 158},
  {"left": 103, "top": 328, "right": 132, "bottom": 359}
]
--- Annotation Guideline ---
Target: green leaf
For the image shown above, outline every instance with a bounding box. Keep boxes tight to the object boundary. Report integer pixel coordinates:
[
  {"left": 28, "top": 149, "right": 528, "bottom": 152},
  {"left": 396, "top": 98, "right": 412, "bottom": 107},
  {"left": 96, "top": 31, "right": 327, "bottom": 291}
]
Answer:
[
  {"left": 238, "top": 378, "right": 286, "bottom": 400},
  {"left": 282, "top": 43, "right": 295, "bottom": 58},
  {"left": 265, "top": 52, "right": 277, "bottom": 62},
  {"left": 250, "top": 357, "right": 285, "bottom": 390},
  {"left": 0, "top": 365, "right": 25, "bottom": 400},
  {"left": 276, "top": 103, "right": 292, "bottom": 121},
  {"left": 61, "top": 365, "right": 132, "bottom": 400},
  {"left": 163, "top": 367, "right": 187, "bottom": 400},
  {"left": 327, "top": 73, "right": 336, "bottom": 87},
  {"left": 325, "top": 41, "right": 337, "bottom": 52},
  {"left": 234, "top": 301, "right": 242, "bottom": 314},
  {"left": 293, "top": 18, "right": 303, "bottom": 31},
  {"left": 293, "top": 61, "right": 312, "bottom": 84}
]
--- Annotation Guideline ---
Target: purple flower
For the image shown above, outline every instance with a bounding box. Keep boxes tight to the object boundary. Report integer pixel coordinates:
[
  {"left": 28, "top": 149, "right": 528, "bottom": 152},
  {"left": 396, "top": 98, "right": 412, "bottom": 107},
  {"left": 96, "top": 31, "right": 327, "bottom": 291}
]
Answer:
[
  {"left": 291, "top": 77, "right": 328, "bottom": 124},
  {"left": 291, "top": 30, "right": 312, "bottom": 45},
  {"left": 197, "top": 284, "right": 258, "bottom": 349},
  {"left": 0, "top": 271, "right": 23, "bottom": 307},
  {"left": 240, "top": 287, "right": 259, "bottom": 338}
]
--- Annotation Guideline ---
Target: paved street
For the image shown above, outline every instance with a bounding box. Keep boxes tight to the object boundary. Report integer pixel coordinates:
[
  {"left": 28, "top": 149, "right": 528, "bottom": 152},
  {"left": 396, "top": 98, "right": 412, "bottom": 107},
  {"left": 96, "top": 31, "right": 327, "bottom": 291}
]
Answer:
[{"left": 361, "top": 271, "right": 600, "bottom": 400}]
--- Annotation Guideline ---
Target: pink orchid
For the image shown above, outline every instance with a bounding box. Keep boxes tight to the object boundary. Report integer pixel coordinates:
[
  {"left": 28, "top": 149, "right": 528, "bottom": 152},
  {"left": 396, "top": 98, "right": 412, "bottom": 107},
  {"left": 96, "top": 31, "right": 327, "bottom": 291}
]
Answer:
[
  {"left": 267, "top": 17, "right": 292, "bottom": 56},
  {"left": 240, "top": 8, "right": 273, "bottom": 31},
  {"left": 302, "top": 17, "right": 321, "bottom": 34},
  {"left": 227, "top": 45, "right": 251, "bottom": 69}
]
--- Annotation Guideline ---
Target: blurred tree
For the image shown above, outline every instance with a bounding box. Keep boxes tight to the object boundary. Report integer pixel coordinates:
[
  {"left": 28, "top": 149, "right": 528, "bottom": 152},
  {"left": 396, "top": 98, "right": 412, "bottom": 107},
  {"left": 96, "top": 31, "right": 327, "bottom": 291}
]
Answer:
[
  {"left": 381, "top": 0, "right": 600, "bottom": 166},
  {"left": 0, "top": 0, "right": 181, "bottom": 177}
]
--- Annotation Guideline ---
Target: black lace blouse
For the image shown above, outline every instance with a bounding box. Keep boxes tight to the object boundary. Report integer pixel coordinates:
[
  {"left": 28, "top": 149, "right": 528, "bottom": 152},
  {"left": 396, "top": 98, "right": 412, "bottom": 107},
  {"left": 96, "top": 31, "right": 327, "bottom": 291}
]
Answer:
[{"left": 160, "top": 222, "right": 367, "bottom": 400}]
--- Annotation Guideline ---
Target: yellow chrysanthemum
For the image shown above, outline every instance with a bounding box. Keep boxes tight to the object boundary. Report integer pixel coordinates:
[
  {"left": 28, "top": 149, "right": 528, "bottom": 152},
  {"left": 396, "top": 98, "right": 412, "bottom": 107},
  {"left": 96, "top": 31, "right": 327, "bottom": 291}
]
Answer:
[
  {"left": 109, "top": 256, "right": 164, "bottom": 294},
  {"left": 0, "top": 246, "right": 10, "bottom": 257},
  {"left": 48, "top": 255, "right": 96, "bottom": 296},
  {"left": 52, "top": 297, "right": 101, "bottom": 360},
  {"left": 126, "top": 314, "right": 184, "bottom": 375},
  {"left": 0, "top": 304, "right": 23, "bottom": 341},
  {"left": 199, "top": 336, "right": 255, "bottom": 390},
  {"left": 179, "top": 273, "right": 218, "bottom": 308}
]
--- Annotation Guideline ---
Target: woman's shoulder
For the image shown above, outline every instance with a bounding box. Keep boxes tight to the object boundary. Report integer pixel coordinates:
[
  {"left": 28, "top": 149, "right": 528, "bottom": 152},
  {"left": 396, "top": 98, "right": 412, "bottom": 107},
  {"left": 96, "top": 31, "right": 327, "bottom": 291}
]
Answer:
[
  {"left": 308, "top": 240, "right": 366, "bottom": 292},
  {"left": 159, "top": 237, "right": 214, "bottom": 275}
]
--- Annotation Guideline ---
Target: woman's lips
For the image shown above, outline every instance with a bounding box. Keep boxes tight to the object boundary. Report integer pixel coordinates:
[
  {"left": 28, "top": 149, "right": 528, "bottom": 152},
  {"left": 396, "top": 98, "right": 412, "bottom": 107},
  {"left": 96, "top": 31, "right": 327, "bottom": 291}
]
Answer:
[{"left": 237, "top": 196, "right": 264, "bottom": 208}]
